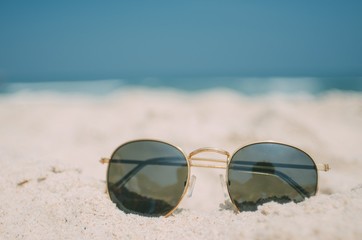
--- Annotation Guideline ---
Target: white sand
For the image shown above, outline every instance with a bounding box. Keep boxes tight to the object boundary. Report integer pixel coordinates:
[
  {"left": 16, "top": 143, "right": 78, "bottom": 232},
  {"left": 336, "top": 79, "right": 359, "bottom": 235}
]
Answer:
[{"left": 1, "top": 88, "right": 362, "bottom": 239}]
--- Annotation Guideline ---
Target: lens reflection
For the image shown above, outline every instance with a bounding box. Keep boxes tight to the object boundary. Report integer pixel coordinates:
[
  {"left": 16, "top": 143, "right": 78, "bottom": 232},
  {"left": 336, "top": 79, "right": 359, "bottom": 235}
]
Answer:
[
  {"left": 107, "top": 140, "right": 188, "bottom": 217},
  {"left": 227, "top": 142, "right": 317, "bottom": 211}
]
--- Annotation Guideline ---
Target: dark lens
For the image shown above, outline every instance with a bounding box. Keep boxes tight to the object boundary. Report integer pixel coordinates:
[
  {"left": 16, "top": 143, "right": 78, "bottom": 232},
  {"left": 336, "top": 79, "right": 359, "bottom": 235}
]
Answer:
[
  {"left": 227, "top": 142, "right": 317, "bottom": 211},
  {"left": 107, "top": 140, "right": 189, "bottom": 217}
]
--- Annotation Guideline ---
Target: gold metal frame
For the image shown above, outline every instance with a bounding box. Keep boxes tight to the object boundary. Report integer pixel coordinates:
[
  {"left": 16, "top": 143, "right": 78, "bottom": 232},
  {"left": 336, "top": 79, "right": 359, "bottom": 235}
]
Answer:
[{"left": 100, "top": 139, "right": 330, "bottom": 217}]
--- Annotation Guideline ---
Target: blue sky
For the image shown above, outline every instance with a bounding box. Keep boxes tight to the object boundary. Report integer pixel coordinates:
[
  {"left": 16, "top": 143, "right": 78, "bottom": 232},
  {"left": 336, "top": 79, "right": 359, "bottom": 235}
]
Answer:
[{"left": 0, "top": 1, "right": 361, "bottom": 82}]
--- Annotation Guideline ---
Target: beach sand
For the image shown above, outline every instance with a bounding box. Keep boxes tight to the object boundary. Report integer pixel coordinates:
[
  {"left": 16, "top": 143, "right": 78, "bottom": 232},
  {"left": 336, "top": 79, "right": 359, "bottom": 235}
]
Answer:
[{"left": 1, "top": 87, "right": 362, "bottom": 239}]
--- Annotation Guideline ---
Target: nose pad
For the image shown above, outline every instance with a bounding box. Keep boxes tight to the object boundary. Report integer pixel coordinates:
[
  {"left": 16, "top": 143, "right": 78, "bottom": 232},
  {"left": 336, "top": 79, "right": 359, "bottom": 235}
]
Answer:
[
  {"left": 187, "top": 175, "right": 197, "bottom": 198},
  {"left": 219, "top": 174, "right": 229, "bottom": 199},
  {"left": 219, "top": 174, "right": 238, "bottom": 211}
]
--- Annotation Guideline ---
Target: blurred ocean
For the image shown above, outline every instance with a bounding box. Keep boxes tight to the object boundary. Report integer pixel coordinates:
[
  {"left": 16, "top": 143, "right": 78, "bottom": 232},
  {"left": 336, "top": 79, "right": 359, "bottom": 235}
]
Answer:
[{"left": 1, "top": 77, "right": 362, "bottom": 95}]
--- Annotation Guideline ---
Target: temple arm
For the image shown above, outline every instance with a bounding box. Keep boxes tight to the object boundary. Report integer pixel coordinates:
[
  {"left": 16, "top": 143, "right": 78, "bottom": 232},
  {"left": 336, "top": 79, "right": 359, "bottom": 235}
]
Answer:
[
  {"left": 100, "top": 157, "right": 326, "bottom": 199},
  {"left": 107, "top": 157, "right": 187, "bottom": 190},
  {"left": 229, "top": 161, "right": 313, "bottom": 198}
]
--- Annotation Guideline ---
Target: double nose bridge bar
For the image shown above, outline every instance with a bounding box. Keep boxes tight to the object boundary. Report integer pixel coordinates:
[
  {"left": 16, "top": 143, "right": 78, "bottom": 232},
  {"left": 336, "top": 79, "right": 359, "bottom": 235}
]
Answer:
[{"left": 188, "top": 147, "right": 230, "bottom": 169}]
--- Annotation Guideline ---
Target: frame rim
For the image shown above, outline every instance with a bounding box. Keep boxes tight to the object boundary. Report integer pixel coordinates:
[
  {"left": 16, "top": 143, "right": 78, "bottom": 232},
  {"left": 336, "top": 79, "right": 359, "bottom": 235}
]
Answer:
[
  {"left": 226, "top": 141, "right": 319, "bottom": 213},
  {"left": 106, "top": 138, "right": 191, "bottom": 217},
  {"left": 103, "top": 139, "right": 328, "bottom": 217}
]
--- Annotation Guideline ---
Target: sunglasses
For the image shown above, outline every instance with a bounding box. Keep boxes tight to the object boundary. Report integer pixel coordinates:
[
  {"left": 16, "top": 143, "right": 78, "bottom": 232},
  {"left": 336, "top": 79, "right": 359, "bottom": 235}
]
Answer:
[{"left": 100, "top": 139, "right": 330, "bottom": 217}]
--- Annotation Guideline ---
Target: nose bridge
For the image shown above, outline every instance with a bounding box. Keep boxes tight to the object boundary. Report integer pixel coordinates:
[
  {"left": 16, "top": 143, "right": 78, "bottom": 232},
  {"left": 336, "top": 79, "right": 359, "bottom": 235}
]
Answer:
[{"left": 188, "top": 147, "right": 230, "bottom": 169}]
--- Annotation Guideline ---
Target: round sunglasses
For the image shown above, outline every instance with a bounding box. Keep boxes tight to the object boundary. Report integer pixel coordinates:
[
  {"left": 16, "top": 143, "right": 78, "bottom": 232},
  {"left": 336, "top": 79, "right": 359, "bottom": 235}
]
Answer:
[{"left": 100, "top": 139, "right": 330, "bottom": 217}]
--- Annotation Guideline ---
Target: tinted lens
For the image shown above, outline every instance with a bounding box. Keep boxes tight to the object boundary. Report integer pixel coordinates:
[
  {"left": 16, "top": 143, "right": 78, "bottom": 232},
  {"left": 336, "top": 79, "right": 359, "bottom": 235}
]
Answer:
[
  {"left": 107, "top": 140, "right": 188, "bottom": 217},
  {"left": 227, "top": 143, "right": 317, "bottom": 211}
]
